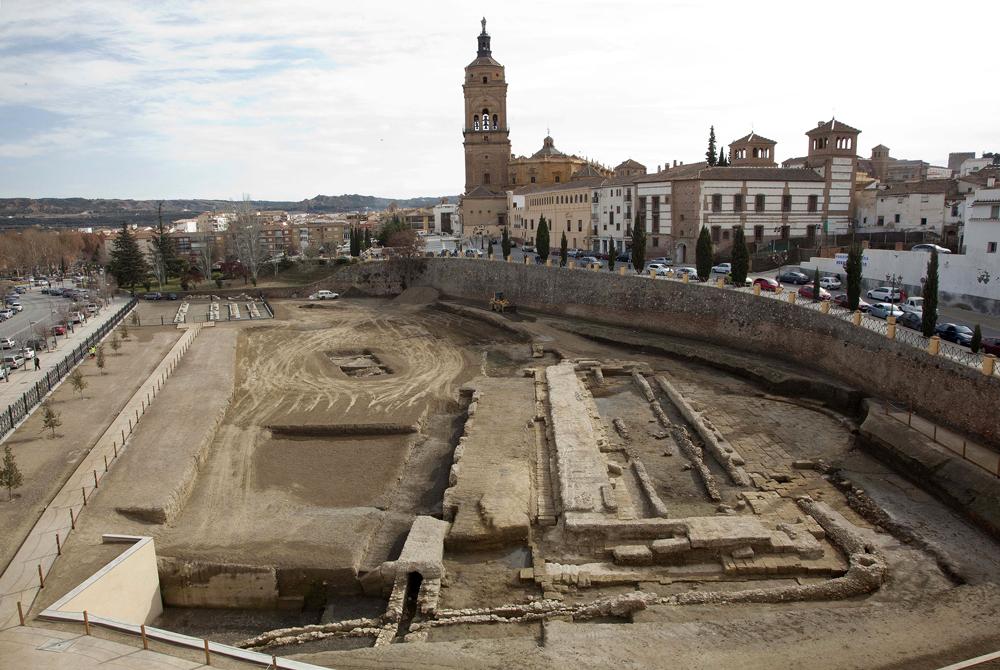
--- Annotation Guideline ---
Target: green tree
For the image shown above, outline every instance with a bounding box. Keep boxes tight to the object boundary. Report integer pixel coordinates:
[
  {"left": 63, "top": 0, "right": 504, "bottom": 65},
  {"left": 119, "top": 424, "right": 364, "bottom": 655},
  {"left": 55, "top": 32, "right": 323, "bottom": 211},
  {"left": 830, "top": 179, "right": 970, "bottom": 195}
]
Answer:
[
  {"left": 96, "top": 344, "right": 106, "bottom": 374},
  {"left": 40, "top": 402, "right": 61, "bottom": 438},
  {"left": 922, "top": 250, "right": 939, "bottom": 337},
  {"left": 536, "top": 215, "right": 550, "bottom": 262},
  {"left": 695, "top": 226, "right": 713, "bottom": 281},
  {"left": 560, "top": 231, "right": 568, "bottom": 267},
  {"left": 151, "top": 202, "right": 182, "bottom": 286},
  {"left": 363, "top": 228, "right": 371, "bottom": 250},
  {"left": 971, "top": 324, "right": 983, "bottom": 353},
  {"left": 108, "top": 223, "right": 150, "bottom": 294},
  {"left": 631, "top": 218, "right": 646, "bottom": 273},
  {"left": 377, "top": 216, "right": 408, "bottom": 246},
  {"left": 69, "top": 368, "right": 87, "bottom": 397},
  {"left": 731, "top": 226, "right": 749, "bottom": 286},
  {"left": 501, "top": 227, "right": 511, "bottom": 260},
  {"left": 845, "top": 244, "right": 863, "bottom": 311},
  {"left": 717, "top": 147, "right": 728, "bottom": 167},
  {"left": 0, "top": 445, "right": 23, "bottom": 501},
  {"left": 812, "top": 268, "right": 821, "bottom": 302},
  {"left": 706, "top": 125, "right": 717, "bottom": 166},
  {"left": 607, "top": 241, "right": 616, "bottom": 271}
]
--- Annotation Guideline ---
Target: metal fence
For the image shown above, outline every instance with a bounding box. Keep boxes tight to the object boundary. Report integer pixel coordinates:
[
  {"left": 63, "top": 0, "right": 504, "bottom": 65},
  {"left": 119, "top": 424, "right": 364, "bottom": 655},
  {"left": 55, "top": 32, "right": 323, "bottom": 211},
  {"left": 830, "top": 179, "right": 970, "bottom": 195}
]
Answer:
[{"left": 0, "top": 298, "right": 138, "bottom": 441}]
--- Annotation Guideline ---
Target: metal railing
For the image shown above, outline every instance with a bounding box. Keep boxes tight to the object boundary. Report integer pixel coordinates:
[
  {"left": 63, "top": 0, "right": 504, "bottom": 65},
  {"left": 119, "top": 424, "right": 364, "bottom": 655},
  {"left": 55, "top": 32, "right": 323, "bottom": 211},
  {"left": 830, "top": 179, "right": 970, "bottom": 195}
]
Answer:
[
  {"left": 885, "top": 400, "right": 1000, "bottom": 478},
  {"left": 1, "top": 298, "right": 138, "bottom": 441}
]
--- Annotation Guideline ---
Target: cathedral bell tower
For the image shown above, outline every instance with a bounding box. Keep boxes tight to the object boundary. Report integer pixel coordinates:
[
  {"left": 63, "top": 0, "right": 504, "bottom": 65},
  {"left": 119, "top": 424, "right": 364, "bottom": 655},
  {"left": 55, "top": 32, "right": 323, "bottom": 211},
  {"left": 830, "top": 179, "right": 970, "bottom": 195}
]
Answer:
[{"left": 463, "top": 18, "right": 511, "bottom": 194}]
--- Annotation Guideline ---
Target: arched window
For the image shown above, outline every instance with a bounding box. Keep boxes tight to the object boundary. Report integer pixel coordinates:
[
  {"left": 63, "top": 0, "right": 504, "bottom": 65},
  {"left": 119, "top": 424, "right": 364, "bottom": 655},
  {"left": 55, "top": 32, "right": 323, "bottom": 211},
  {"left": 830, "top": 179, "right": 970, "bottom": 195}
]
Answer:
[
  {"left": 481, "top": 109, "right": 490, "bottom": 130},
  {"left": 492, "top": 114, "right": 498, "bottom": 129},
  {"left": 482, "top": 76, "right": 487, "bottom": 84},
  {"left": 483, "top": 173, "right": 490, "bottom": 184},
  {"left": 473, "top": 117, "right": 479, "bottom": 131}
]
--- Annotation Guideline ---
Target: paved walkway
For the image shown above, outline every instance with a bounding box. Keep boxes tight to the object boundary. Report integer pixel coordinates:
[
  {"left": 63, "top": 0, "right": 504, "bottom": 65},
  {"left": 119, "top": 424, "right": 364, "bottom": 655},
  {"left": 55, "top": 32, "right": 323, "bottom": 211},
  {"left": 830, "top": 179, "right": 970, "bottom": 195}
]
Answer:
[
  {"left": 0, "top": 325, "right": 202, "bottom": 631},
  {"left": 0, "top": 296, "right": 129, "bottom": 411}
]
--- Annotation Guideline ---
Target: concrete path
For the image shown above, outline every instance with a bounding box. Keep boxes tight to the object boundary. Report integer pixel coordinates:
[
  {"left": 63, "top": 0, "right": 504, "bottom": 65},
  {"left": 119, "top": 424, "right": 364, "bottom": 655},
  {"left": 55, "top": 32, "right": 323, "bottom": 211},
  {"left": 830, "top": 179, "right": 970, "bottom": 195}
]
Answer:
[
  {"left": 0, "top": 295, "right": 129, "bottom": 412},
  {"left": 0, "top": 325, "right": 202, "bottom": 631}
]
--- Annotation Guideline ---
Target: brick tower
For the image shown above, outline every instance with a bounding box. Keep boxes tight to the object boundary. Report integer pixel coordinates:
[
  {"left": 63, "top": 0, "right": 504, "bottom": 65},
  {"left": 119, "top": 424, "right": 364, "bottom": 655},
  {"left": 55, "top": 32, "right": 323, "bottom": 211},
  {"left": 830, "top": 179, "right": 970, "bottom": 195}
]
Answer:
[{"left": 462, "top": 18, "right": 511, "bottom": 194}]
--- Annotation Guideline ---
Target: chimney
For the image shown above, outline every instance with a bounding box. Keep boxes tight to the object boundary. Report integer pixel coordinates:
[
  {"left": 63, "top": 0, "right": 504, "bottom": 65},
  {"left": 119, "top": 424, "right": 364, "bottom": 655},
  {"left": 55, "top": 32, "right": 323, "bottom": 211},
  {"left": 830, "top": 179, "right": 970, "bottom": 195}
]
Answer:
[
  {"left": 656, "top": 165, "right": 661, "bottom": 172},
  {"left": 673, "top": 160, "right": 677, "bottom": 168}
]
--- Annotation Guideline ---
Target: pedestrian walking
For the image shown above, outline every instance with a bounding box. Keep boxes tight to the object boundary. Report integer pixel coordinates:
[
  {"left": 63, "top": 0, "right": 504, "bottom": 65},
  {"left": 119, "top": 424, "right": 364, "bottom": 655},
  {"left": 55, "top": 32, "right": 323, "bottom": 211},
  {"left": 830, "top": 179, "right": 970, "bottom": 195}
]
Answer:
[{"left": 34, "top": 356, "right": 40, "bottom": 371}]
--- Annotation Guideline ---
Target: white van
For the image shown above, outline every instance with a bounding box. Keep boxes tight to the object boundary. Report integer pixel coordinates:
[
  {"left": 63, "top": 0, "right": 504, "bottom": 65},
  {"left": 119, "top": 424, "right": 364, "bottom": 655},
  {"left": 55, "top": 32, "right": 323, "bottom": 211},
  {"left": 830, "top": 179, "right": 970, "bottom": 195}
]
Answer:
[
  {"left": 900, "top": 297, "right": 924, "bottom": 315},
  {"left": 308, "top": 290, "right": 339, "bottom": 301}
]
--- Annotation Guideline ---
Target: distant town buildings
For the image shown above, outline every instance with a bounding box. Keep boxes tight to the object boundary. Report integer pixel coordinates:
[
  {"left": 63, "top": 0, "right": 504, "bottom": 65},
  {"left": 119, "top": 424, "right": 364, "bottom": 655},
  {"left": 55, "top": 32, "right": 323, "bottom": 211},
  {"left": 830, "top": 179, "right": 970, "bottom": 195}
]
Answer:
[{"left": 457, "top": 19, "right": 997, "bottom": 261}]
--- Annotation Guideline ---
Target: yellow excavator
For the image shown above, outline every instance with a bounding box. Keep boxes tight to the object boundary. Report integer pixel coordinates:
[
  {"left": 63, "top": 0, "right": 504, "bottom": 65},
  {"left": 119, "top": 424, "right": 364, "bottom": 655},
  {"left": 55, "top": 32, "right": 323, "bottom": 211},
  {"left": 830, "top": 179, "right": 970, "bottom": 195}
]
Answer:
[{"left": 490, "top": 291, "right": 515, "bottom": 313}]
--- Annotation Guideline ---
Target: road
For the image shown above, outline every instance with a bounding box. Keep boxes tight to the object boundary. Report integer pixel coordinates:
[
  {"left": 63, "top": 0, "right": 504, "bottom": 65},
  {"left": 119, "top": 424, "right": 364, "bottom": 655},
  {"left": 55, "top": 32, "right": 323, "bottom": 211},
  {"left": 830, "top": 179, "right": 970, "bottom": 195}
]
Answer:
[{"left": 0, "top": 282, "right": 77, "bottom": 344}]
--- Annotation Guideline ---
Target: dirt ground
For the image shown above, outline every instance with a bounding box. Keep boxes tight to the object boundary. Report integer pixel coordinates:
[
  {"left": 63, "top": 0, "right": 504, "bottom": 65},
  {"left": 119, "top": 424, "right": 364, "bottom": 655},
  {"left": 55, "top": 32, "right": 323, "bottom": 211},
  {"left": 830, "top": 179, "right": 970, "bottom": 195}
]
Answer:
[
  {"left": 0, "top": 327, "right": 181, "bottom": 571},
  {"left": 23, "top": 297, "right": 1000, "bottom": 670}
]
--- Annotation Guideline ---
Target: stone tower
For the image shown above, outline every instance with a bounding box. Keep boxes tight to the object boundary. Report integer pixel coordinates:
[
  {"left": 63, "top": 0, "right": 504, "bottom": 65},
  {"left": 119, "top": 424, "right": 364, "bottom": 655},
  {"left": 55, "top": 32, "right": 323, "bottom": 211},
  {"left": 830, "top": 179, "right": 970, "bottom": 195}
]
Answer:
[
  {"left": 462, "top": 18, "right": 511, "bottom": 194},
  {"left": 804, "top": 119, "right": 861, "bottom": 231},
  {"left": 728, "top": 132, "right": 777, "bottom": 167}
]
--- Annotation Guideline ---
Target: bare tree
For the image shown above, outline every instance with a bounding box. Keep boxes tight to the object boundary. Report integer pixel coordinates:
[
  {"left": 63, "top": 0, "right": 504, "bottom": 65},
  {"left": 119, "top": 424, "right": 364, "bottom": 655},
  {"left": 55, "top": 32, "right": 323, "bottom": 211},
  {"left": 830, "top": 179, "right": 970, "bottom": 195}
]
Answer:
[{"left": 229, "top": 195, "right": 268, "bottom": 286}]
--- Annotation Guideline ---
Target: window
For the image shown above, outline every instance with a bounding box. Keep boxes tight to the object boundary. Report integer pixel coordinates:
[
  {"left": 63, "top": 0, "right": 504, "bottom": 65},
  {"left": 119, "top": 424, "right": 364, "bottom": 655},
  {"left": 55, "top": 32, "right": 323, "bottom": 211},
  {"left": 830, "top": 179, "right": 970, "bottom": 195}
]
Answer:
[
  {"left": 988, "top": 242, "right": 997, "bottom": 253},
  {"left": 483, "top": 173, "right": 490, "bottom": 184},
  {"left": 652, "top": 237, "right": 659, "bottom": 248},
  {"left": 652, "top": 196, "right": 660, "bottom": 213},
  {"left": 555, "top": 175, "right": 560, "bottom": 183},
  {"left": 493, "top": 114, "right": 498, "bottom": 129},
  {"left": 723, "top": 229, "right": 730, "bottom": 240},
  {"left": 754, "top": 225, "right": 764, "bottom": 242},
  {"left": 711, "top": 226, "right": 721, "bottom": 243},
  {"left": 530, "top": 176, "right": 536, "bottom": 183},
  {"left": 807, "top": 195, "right": 818, "bottom": 213},
  {"left": 782, "top": 195, "right": 791, "bottom": 212},
  {"left": 894, "top": 214, "right": 901, "bottom": 224},
  {"left": 566, "top": 220, "right": 571, "bottom": 231},
  {"left": 920, "top": 218, "right": 927, "bottom": 226},
  {"left": 755, "top": 194, "right": 765, "bottom": 212},
  {"left": 712, "top": 194, "right": 722, "bottom": 212},
  {"left": 734, "top": 194, "right": 744, "bottom": 212},
  {"left": 992, "top": 205, "right": 1000, "bottom": 219},
  {"left": 877, "top": 215, "right": 885, "bottom": 226},
  {"left": 951, "top": 204, "right": 958, "bottom": 217},
  {"left": 578, "top": 220, "right": 582, "bottom": 232},
  {"left": 482, "top": 76, "right": 487, "bottom": 84}
]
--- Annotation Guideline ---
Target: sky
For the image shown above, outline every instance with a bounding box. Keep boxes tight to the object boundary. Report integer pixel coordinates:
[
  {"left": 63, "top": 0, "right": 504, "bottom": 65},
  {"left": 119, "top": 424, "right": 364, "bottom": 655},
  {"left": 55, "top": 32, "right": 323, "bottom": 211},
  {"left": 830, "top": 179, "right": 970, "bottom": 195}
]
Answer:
[{"left": 0, "top": 0, "right": 997, "bottom": 201}]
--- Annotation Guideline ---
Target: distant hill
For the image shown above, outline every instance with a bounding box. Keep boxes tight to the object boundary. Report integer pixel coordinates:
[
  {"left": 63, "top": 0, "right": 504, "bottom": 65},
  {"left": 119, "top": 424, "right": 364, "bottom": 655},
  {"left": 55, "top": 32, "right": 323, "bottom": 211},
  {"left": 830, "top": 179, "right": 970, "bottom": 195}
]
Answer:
[{"left": 0, "top": 194, "right": 460, "bottom": 228}]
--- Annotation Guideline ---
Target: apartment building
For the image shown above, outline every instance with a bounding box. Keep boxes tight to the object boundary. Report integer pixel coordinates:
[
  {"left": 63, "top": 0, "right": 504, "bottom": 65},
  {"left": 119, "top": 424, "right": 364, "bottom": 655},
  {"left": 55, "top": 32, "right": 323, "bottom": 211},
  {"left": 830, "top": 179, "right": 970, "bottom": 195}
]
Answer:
[{"left": 513, "top": 177, "right": 603, "bottom": 250}]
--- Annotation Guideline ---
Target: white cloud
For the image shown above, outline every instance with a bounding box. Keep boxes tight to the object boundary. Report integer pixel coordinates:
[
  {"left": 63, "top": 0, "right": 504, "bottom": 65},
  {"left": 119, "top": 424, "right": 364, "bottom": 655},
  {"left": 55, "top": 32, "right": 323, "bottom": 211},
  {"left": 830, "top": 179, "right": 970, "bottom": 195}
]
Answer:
[{"left": 0, "top": 0, "right": 997, "bottom": 198}]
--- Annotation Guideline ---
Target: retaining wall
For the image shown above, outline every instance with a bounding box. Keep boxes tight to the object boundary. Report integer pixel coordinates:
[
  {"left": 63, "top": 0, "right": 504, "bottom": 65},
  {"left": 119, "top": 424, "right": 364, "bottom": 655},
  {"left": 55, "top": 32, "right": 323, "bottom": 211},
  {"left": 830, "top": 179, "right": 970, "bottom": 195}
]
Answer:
[{"left": 317, "top": 258, "right": 1000, "bottom": 446}]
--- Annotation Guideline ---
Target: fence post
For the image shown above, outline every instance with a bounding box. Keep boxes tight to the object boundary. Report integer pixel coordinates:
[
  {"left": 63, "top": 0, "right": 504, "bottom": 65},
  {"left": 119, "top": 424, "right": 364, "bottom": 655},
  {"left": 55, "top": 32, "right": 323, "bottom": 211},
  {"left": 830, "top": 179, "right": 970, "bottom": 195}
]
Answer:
[
  {"left": 928, "top": 335, "right": 941, "bottom": 356},
  {"left": 983, "top": 354, "right": 997, "bottom": 376},
  {"left": 820, "top": 301, "right": 830, "bottom": 314},
  {"left": 887, "top": 315, "right": 896, "bottom": 340},
  {"left": 853, "top": 310, "right": 862, "bottom": 326},
  {"left": 753, "top": 283, "right": 761, "bottom": 296},
  {"left": 788, "top": 292, "right": 796, "bottom": 305}
]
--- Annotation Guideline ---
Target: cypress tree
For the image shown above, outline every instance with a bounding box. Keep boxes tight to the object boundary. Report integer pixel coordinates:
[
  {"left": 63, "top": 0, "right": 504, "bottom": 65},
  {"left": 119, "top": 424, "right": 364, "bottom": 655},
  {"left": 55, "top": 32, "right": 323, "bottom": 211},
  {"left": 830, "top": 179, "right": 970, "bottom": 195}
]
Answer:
[
  {"left": 364, "top": 228, "right": 371, "bottom": 250},
  {"left": 706, "top": 125, "right": 718, "bottom": 166},
  {"left": 631, "top": 218, "right": 646, "bottom": 273},
  {"left": 560, "top": 231, "right": 568, "bottom": 267},
  {"left": 922, "top": 250, "right": 939, "bottom": 337},
  {"left": 731, "top": 226, "right": 749, "bottom": 285},
  {"left": 812, "top": 268, "right": 821, "bottom": 302},
  {"left": 109, "top": 222, "right": 149, "bottom": 294},
  {"left": 501, "top": 227, "right": 511, "bottom": 259},
  {"left": 845, "top": 244, "right": 862, "bottom": 311},
  {"left": 607, "top": 241, "right": 616, "bottom": 271},
  {"left": 718, "top": 148, "right": 728, "bottom": 167},
  {"left": 695, "top": 226, "right": 713, "bottom": 281},
  {"left": 971, "top": 324, "right": 983, "bottom": 353},
  {"left": 536, "top": 215, "right": 550, "bottom": 262}
]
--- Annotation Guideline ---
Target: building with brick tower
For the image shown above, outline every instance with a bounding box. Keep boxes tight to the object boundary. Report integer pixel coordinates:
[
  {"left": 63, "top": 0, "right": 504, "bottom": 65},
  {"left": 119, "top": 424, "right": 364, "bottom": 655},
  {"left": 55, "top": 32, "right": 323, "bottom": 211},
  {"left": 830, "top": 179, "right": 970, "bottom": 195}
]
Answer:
[
  {"left": 803, "top": 119, "right": 861, "bottom": 234},
  {"left": 459, "top": 18, "right": 511, "bottom": 240}
]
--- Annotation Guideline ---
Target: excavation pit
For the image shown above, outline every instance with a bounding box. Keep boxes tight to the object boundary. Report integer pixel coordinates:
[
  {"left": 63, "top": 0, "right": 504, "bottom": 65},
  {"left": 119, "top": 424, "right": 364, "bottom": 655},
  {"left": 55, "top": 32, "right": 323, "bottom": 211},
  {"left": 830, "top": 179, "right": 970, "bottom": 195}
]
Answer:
[{"left": 328, "top": 351, "right": 393, "bottom": 377}]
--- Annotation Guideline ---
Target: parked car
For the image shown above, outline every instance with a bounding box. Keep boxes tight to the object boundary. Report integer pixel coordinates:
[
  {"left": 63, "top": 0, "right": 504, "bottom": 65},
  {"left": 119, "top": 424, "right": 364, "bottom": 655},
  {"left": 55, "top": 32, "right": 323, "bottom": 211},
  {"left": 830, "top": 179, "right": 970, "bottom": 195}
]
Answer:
[
  {"left": 797, "top": 285, "right": 832, "bottom": 301},
  {"left": 51, "top": 325, "right": 67, "bottom": 336},
  {"left": 85, "top": 303, "right": 99, "bottom": 314},
  {"left": 25, "top": 338, "right": 48, "bottom": 352},
  {"left": 69, "top": 311, "right": 84, "bottom": 324},
  {"left": 144, "top": 292, "right": 163, "bottom": 301},
  {"left": 0, "top": 366, "right": 7, "bottom": 381},
  {"left": 578, "top": 256, "right": 599, "bottom": 265},
  {"left": 1, "top": 352, "right": 25, "bottom": 369},
  {"left": 19, "top": 347, "right": 34, "bottom": 360},
  {"left": 711, "top": 262, "right": 732, "bottom": 275},
  {"left": 675, "top": 267, "right": 700, "bottom": 278},
  {"left": 0, "top": 308, "right": 14, "bottom": 320},
  {"left": 911, "top": 243, "right": 951, "bottom": 254},
  {"left": 521, "top": 244, "right": 536, "bottom": 253},
  {"left": 869, "top": 303, "right": 905, "bottom": 320},
  {"left": 752, "top": 277, "right": 780, "bottom": 292},
  {"left": 308, "top": 290, "right": 339, "bottom": 300},
  {"left": 935, "top": 323, "right": 974, "bottom": 346},
  {"left": 654, "top": 267, "right": 675, "bottom": 277},
  {"left": 0, "top": 337, "right": 16, "bottom": 349},
  {"left": 981, "top": 337, "right": 1000, "bottom": 356},
  {"left": 616, "top": 252, "right": 632, "bottom": 263},
  {"left": 900, "top": 297, "right": 924, "bottom": 314},
  {"left": 167, "top": 293, "right": 178, "bottom": 300},
  {"left": 646, "top": 263, "right": 672, "bottom": 274},
  {"left": 832, "top": 294, "right": 871, "bottom": 312},
  {"left": 464, "top": 249, "right": 484, "bottom": 258},
  {"left": 867, "top": 286, "right": 906, "bottom": 302},
  {"left": 897, "top": 311, "right": 923, "bottom": 330},
  {"left": 648, "top": 257, "right": 673, "bottom": 266},
  {"left": 819, "top": 276, "right": 842, "bottom": 290},
  {"left": 777, "top": 270, "right": 810, "bottom": 285}
]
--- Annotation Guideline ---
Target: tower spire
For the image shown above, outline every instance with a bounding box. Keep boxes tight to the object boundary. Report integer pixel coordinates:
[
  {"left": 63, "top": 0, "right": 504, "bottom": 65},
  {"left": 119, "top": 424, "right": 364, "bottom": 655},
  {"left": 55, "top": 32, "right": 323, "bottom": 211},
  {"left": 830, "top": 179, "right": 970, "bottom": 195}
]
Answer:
[{"left": 477, "top": 17, "right": 491, "bottom": 57}]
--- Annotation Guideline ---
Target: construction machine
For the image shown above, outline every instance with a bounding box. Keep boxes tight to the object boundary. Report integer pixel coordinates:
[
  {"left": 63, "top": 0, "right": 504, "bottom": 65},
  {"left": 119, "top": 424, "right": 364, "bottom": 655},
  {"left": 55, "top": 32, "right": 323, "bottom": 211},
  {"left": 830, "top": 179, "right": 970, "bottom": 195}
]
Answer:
[{"left": 489, "top": 291, "right": 515, "bottom": 313}]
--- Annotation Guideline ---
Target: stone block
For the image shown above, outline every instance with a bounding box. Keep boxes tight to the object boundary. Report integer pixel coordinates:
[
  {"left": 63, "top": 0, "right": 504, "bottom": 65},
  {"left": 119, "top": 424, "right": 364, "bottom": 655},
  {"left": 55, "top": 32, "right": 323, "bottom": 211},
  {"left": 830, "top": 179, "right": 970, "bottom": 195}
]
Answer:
[
  {"left": 612, "top": 544, "right": 653, "bottom": 565},
  {"left": 651, "top": 537, "right": 690, "bottom": 555},
  {"left": 732, "top": 546, "right": 754, "bottom": 559}
]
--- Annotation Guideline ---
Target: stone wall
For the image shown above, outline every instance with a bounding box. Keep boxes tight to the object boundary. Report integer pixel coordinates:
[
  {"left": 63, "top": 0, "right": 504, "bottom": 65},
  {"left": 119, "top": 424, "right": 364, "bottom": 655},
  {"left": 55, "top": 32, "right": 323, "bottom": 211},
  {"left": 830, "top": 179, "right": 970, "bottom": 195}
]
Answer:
[{"left": 384, "top": 258, "right": 1000, "bottom": 446}]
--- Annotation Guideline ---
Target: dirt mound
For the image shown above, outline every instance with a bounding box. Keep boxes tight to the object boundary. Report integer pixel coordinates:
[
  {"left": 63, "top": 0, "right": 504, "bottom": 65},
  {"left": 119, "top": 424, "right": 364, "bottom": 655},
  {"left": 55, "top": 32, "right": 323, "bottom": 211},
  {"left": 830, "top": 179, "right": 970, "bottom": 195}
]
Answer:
[{"left": 394, "top": 286, "right": 440, "bottom": 305}]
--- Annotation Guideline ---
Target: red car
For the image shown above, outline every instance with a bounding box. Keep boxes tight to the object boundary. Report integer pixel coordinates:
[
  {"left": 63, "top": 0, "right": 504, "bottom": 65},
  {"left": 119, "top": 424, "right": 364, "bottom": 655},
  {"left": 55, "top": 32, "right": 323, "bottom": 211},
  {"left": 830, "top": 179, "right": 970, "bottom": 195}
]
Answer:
[
  {"left": 798, "top": 285, "right": 832, "bottom": 301},
  {"left": 833, "top": 294, "right": 871, "bottom": 312},
  {"left": 753, "top": 277, "right": 780, "bottom": 292},
  {"left": 52, "top": 324, "right": 67, "bottom": 336},
  {"left": 982, "top": 337, "right": 1000, "bottom": 356}
]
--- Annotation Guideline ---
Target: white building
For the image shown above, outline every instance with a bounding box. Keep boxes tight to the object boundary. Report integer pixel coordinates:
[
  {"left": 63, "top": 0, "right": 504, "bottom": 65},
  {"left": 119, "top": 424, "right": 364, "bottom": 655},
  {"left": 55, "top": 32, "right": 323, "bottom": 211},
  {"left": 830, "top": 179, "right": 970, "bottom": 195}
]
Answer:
[
  {"left": 432, "top": 203, "right": 459, "bottom": 235},
  {"left": 858, "top": 179, "right": 961, "bottom": 238},
  {"left": 960, "top": 156, "right": 994, "bottom": 176},
  {"left": 591, "top": 174, "right": 638, "bottom": 255},
  {"left": 962, "top": 173, "right": 1000, "bottom": 257}
]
